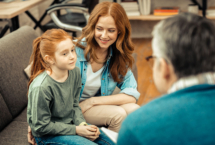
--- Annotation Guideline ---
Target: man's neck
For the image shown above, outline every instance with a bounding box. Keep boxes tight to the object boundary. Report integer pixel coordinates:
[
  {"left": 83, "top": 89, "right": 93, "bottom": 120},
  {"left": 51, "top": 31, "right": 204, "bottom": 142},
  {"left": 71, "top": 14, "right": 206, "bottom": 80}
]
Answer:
[{"left": 167, "top": 72, "right": 215, "bottom": 94}]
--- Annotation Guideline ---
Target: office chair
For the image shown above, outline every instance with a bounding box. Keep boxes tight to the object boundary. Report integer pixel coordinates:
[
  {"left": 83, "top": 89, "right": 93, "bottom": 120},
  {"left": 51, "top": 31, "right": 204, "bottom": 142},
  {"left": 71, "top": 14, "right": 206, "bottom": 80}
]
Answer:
[{"left": 43, "top": 0, "right": 99, "bottom": 37}]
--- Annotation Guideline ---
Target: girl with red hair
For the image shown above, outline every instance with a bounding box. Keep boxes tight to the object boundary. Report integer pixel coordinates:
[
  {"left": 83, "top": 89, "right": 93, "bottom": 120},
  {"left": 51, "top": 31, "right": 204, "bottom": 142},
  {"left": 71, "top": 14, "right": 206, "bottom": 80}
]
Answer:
[
  {"left": 75, "top": 1, "right": 140, "bottom": 132},
  {"left": 27, "top": 29, "right": 115, "bottom": 145}
]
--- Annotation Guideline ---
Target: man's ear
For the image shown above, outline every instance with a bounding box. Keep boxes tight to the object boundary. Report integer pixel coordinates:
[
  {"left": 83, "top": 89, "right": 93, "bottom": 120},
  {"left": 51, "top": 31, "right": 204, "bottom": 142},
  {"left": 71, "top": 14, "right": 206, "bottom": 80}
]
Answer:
[
  {"left": 44, "top": 55, "right": 55, "bottom": 65},
  {"left": 159, "top": 58, "right": 171, "bottom": 80}
]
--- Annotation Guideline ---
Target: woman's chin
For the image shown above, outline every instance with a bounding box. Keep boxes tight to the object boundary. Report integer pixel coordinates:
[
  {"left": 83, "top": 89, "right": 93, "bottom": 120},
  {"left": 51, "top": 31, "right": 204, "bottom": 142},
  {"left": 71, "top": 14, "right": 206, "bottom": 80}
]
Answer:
[{"left": 97, "top": 44, "right": 108, "bottom": 49}]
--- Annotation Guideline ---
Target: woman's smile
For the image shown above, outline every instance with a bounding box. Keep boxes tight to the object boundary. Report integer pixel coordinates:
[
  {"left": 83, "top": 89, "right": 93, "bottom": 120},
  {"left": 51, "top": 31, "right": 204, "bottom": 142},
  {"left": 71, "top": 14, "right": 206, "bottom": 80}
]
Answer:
[{"left": 100, "top": 38, "right": 110, "bottom": 44}]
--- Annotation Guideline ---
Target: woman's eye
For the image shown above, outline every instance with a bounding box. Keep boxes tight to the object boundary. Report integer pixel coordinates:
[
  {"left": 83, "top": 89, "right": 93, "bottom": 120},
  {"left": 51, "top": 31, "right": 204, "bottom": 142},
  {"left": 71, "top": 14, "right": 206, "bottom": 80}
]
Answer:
[
  {"left": 71, "top": 49, "right": 74, "bottom": 52},
  {"left": 109, "top": 30, "right": 115, "bottom": 32},
  {"left": 63, "top": 53, "right": 67, "bottom": 55},
  {"left": 97, "top": 28, "right": 102, "bottom": 31}
]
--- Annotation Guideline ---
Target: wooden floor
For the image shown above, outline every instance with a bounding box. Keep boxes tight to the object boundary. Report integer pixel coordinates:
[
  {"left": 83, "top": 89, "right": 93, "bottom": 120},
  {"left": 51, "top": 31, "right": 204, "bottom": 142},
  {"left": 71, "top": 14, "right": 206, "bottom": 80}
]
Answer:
[{"left": 133, "top": 38, "right": 161, "bottom": 106}]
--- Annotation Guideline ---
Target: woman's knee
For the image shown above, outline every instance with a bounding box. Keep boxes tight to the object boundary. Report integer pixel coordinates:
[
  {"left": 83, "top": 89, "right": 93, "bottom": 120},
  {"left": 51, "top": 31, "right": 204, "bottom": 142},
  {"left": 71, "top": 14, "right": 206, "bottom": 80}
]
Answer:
[
  {"left": 108, "top": 107, "right": 127, "bottom": 132},
  {"left": 121, "top": 103, "right": 140, "bottom": 114},
  {"left": 113, "top": 107, "right": 127, "bottom": 120}
]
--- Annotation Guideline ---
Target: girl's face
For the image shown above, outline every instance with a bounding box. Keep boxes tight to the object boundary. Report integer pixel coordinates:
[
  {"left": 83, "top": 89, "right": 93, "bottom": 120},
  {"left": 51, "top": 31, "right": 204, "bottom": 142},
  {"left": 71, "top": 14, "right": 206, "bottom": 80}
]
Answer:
[
  {"left": 94, "top": 15, "right": 118, "bottom": 50},
  {"left": 53, "top": 38, "right": 77, "bottom": 71}
]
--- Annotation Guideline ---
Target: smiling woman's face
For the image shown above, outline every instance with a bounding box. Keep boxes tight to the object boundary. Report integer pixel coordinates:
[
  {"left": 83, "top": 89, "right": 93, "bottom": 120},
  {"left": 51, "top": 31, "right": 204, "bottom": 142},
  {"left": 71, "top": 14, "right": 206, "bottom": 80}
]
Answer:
[{"left": 94, "top": 15, "right": 118, "bottom": 50}]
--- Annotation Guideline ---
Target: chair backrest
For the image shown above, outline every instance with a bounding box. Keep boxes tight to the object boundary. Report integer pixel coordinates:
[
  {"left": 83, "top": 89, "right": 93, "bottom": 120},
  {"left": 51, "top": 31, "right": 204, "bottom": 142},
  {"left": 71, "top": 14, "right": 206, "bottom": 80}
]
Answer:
[{"left": 82, "top": 0, "right": 99, "bottom": 13}]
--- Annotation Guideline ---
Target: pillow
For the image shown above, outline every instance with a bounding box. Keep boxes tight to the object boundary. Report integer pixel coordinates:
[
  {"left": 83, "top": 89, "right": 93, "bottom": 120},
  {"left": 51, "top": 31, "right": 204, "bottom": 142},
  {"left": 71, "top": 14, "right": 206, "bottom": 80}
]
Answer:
[{"left": 24, "top": 63, "right": 32, "bottom": 79}]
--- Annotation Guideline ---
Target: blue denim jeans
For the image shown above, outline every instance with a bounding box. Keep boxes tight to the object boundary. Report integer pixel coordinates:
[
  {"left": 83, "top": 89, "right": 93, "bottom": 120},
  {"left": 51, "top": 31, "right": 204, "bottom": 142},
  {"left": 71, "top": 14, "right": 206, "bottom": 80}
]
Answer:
[{"left": 34, "top": 129, "right": 115, "bottom": 145}]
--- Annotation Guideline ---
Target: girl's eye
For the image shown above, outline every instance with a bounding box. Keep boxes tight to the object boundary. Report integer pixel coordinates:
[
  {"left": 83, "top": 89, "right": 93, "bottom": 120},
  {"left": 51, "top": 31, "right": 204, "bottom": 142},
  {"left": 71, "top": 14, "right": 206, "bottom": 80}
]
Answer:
[
  {"left": 109, "top": 30, "right": 115, "bottom": 32},
  {"left": 97, "top": 28, "right": 102, "bottom": 31},
  {"left": 71, "top": 49, "right": 74, "bottom": 52},
  {"left": 63, "top": 53, "right": 67, "bottom": 55}
]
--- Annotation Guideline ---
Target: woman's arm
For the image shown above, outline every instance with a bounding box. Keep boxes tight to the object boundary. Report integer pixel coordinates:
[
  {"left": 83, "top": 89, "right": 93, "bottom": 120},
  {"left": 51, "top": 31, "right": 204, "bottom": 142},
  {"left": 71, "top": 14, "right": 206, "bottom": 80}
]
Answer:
[
  {"left": 80, "top": 69, "right": 140, "bottom": 113},
  {"left": 116, "top": 69, "right": 140, "bottom": 100},
  {"left": 79, "top": 93, "right": 136, "bottom": 113},
  {"left": 92, "top": 93, "right": 136, "bottom": 105}
]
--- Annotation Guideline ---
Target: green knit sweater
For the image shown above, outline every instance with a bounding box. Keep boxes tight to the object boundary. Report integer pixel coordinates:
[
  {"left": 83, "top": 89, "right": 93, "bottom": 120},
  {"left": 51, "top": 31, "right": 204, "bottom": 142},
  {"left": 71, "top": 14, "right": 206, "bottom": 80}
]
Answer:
[{"left": 27, "top": 67, "right": 85, "bottom": 137}]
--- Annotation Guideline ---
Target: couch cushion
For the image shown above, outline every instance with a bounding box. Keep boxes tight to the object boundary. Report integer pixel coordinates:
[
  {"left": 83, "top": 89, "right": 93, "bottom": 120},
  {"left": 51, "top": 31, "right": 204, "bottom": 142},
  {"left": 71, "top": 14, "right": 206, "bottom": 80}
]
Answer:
[
  {"left": 14, "top": 107, "right": 27, "bottom": 122},
  {"left": 0, "top": 93, "right": 13, "bottom": 131},
  {"left": 0, "top": 26, "right": 38, "bottom": 118},
  {"left": 24, "top": 64, "right": 31, "bottom": 79},
  {"left": 0, "top": 108, "right": 29, "bottom": 145}
]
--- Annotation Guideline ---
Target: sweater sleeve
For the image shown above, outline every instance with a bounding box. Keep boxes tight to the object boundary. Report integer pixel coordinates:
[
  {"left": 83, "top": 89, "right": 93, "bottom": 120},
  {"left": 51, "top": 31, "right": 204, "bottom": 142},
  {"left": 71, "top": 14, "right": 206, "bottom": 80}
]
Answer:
[
  {"left": 28, "top": 87, "right": 76, "bottom": 136},
  {"left": 117, "top": 117, "right": 140, "bottom": 145},
  {"left": 72, "top": 68, "right": 86, "bottom": 126}
]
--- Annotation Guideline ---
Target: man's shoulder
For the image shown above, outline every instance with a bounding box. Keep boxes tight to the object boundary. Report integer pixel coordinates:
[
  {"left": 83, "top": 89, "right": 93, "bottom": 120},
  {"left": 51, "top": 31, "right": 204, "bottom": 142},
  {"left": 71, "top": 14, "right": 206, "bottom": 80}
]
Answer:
[
  {"left": 123, "top": 91, "right": 188, "bottom": 124},
  {"left": 124, "top": 84, "right": 215, "bottom": 125}
]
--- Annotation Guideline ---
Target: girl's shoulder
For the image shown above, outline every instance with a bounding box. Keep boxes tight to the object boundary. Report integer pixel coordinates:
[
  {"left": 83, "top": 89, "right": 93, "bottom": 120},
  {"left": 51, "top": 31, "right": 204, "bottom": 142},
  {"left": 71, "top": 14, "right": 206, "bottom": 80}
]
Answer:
[
  {"left": 69, "top": 67, "right": 81, "bottom": 85},
  {"left": 29, "top": 71, "right": 54, "bottom": 95},
  {"left": 29, "top": 71, "right": 48, "bottom": 89},
  {"left": 70, "top": 67, "right": 81, "bottom": 77},
  {"left": 28, "top": 73, "right": 51, "bottom": 98}
]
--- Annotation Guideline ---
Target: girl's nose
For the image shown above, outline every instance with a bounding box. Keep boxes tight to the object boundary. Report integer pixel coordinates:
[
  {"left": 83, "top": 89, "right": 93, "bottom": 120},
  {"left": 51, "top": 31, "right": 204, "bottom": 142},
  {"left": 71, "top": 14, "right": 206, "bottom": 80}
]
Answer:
[{"left": 69, "top": 52, "right": 75, "bottom": 59}]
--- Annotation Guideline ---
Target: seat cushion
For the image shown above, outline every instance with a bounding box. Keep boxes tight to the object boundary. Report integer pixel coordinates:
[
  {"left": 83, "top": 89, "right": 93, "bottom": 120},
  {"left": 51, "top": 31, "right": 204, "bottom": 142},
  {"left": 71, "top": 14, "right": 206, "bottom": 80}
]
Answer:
[
  {"left": 0, "top": 108, "right": 29, "bottom": 145},
  {"left": 14, "top": 107, "right": 27, "bottom": 122},
  {"left": 0, "top": 93, "right": 13, "bottom": 131}
]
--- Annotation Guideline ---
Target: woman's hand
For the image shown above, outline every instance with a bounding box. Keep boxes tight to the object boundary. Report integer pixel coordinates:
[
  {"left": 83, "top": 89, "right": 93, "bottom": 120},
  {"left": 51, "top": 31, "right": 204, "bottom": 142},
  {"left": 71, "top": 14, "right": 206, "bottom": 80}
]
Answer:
[
  {"left": 76, "top": 125, "right": 100, "bottom": 141},
  {"left": 79, "top": 98, "right": 95, "bottom": 113},
  {"left": 27, "top": 126, "right": 37, "bottom": 145}
]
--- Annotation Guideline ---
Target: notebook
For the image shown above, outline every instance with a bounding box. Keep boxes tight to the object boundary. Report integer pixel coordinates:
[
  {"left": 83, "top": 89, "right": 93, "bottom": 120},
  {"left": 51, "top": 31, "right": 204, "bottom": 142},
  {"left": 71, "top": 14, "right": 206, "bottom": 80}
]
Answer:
[{"left": 101, "top": 127, "right": 118, "bottom": 143}]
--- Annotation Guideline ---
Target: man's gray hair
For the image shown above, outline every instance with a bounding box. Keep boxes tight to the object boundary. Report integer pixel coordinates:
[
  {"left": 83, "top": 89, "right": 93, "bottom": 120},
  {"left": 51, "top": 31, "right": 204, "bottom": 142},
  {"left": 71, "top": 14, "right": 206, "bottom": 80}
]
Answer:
[{"left": 152, "top": 12, "right": 215, "bottom": 79}]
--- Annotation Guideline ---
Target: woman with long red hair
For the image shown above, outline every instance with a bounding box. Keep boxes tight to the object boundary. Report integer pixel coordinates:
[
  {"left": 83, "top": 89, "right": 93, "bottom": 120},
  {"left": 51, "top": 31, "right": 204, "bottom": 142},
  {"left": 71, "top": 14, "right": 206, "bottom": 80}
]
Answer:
[{"left": 75, "top": 1, "right": 140, "bottom": 132}]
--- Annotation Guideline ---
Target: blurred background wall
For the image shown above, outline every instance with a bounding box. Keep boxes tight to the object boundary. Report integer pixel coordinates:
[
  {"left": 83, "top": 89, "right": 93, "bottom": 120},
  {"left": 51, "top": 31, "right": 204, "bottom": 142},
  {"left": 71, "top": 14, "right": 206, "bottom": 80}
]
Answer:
[{"left": 1, "top": 0, "right": 215, "bottom": 38}]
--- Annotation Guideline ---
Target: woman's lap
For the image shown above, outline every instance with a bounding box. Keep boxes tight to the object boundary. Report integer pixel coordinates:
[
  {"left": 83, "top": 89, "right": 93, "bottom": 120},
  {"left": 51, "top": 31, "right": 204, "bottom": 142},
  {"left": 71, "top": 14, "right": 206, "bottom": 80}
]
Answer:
[
  {"left": 83, "top": 103, "right": 140, "bottom": 132},
  {"left": 34, "top": 129, "right": 115, "bottom": 145}
]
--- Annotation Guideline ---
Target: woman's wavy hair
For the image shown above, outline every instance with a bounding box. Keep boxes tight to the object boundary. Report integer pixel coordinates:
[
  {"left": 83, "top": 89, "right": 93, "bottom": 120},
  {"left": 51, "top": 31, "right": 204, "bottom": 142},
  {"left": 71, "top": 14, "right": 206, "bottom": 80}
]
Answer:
[
  {"left": 75, "top": 2, "right": 134, "bottom": 83},
  {"left": 28, "top": 29, "right": 73, "bottom": 89}
]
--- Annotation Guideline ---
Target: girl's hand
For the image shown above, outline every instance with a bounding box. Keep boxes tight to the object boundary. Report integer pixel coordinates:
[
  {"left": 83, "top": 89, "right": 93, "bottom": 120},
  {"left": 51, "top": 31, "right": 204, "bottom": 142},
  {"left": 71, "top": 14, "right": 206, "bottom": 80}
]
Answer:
[
  {"left": 79, "top": 98, "right": 95, "bottom": 113},
  {"left": 76, "top": 125, "right": 96, "bottom": 137},
  {"left": 27, "top": 126, "right": 37, "bottom": 145},
  {"left": 88, "top": 125, "right": 100, "bottom": 136},
  {"left": 85, "top": 125, "right": 100, "bottom": 141}
]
